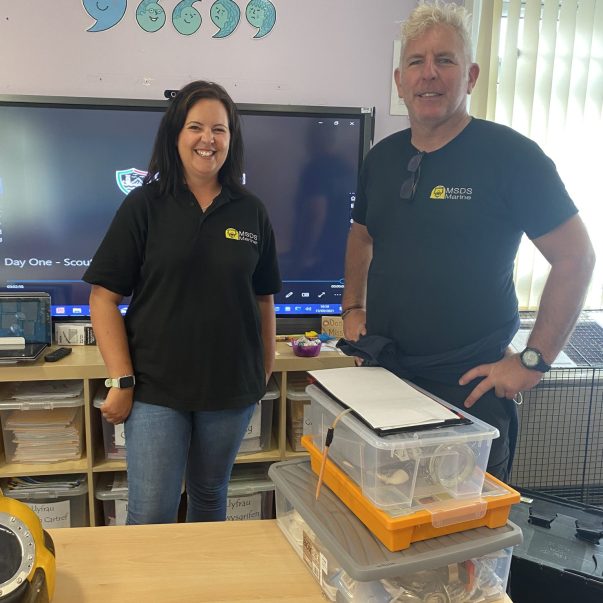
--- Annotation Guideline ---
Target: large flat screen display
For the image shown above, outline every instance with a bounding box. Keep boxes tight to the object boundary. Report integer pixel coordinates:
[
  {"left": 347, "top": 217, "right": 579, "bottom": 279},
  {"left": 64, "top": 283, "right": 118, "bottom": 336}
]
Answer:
[{"left": 0, "top": 96, "right": 373, "bottom": 324}]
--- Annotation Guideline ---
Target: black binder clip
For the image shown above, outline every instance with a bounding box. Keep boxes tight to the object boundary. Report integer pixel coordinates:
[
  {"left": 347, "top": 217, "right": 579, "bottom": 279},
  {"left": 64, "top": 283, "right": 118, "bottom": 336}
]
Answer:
[
  {"left": 575, "top": 521, "right": 603, "bottom": 545},
  {"left": 528, "top": 508, "right": 557, "bottom": 528}
]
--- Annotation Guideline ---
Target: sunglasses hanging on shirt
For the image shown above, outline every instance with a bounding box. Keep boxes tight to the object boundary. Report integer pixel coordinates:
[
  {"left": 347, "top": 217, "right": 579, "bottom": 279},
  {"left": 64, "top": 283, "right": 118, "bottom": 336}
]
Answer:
[{"left": 399, "top": 151, "right": 425, "bottom": 201}]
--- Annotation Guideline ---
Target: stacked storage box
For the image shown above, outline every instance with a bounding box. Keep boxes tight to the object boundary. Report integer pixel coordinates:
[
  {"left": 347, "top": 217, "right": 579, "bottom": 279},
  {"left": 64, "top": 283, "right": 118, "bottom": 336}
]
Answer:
[
  {"left": 269, "top": 375, "right": 523, "bottom": 601},
  {"left": 1, "top": 475, "right": 88, "bottom": 528},
  {"left": 286, "top": 374, "right": 312, "bottom": 452},
  {"left": 93, "top": 388, "right": 126, "bottom": 461},
  {"left": 94, "top": 467, "right": 275, "bottom": 525},
  {"left": 238, "top": 378, "right": 279, "bottom": 455},
  {"left": 269, "top": 460, "right": 521, "bottom": 602},
  {"left": 95, "top": 472, "right": 129, "bottom": 525},
  {"left": 302, "top": 434, "right": 520, "bottom": 551},
  {"left": 0, "top": 380, "right": 84, "bottom": 463},
  {"left": 226, "top": 465, "right": 275, "bottom": 521}
]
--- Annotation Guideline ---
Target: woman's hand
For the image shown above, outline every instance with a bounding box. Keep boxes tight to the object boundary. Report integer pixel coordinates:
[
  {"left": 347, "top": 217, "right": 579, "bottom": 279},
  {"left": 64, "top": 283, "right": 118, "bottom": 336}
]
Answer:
[{"left": 101, "top": 387, "right": 134, "bottom": 424}]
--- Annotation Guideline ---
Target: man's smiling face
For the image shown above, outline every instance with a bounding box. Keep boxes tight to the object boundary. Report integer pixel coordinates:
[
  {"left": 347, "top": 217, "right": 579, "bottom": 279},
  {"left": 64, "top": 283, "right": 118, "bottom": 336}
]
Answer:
[{"left": 395, "top": 24, "right": 478, "bottom": 131}]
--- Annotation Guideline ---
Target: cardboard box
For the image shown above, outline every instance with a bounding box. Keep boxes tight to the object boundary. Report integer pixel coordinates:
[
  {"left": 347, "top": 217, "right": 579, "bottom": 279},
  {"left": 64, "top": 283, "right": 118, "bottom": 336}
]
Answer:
[
  {"left": 321, "top": 315, "right": 344, "bottom": 339},
  {"left": 54, "top": 322, "right": 96, "bottom": 346}
]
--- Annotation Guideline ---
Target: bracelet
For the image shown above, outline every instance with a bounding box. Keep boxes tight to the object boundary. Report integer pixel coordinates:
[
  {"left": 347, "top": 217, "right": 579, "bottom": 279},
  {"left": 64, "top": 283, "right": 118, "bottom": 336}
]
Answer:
[{"left": 341, "top": 305, "right": 365, "bottom": 319}]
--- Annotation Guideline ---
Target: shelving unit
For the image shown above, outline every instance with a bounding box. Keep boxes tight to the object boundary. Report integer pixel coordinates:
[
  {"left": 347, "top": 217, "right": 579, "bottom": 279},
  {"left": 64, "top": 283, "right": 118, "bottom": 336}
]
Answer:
[{"left": 0, "top": 343, "right": 353, "bottom": 525}]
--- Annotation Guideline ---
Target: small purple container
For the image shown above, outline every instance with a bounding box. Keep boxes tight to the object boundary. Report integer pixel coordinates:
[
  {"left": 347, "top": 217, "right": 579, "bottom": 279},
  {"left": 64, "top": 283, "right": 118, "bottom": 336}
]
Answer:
[{"left": 291, "top": 339, "right": 322, "bottom": 357}]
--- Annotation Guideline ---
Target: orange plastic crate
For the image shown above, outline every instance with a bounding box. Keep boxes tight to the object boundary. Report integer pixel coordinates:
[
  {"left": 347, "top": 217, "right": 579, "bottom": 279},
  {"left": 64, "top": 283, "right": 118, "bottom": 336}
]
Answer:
[{"left": 302, "top": 434, "right": 520, "bottom": 551}]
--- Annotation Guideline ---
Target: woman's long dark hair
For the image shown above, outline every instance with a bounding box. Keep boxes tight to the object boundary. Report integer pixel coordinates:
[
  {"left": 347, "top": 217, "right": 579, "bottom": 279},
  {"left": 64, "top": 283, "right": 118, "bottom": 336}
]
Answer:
[{"left": 143, "top": 80, "right": 245, "bottom": 196}]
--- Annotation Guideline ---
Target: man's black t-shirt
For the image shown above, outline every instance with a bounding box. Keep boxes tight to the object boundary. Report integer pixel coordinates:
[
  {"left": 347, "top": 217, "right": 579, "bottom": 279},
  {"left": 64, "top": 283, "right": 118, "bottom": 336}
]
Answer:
[
  {"left": 83, "top": 182, "right": 281, "bottom": 411},
  {"left": 353, "top": 118, "right": 577, "bottom": 361}
]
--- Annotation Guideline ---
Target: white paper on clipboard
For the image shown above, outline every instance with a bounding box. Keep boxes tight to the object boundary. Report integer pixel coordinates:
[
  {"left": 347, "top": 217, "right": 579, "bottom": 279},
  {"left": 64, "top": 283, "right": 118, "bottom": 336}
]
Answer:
[{"left": 308, "top": 367, "right": 458, "bottom": 432}]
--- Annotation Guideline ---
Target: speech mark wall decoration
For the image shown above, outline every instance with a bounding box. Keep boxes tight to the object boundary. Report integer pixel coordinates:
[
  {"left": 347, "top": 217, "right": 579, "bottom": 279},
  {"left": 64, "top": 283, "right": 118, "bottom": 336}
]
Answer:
[
  {"left": 82, "top": 0, "right": 128, "bottom": 32},
  {"left": 82, "top": 0, "right": 277, "bottom": 37},
  {"left": 136, "top": 0, "right": 166, "bottom": 32},
  {"left": 245, "top": 0, "right": 276, "bottom": 39},
  {"left": 172, "top": 0, "right": 203, "bottom": 35},
  {"left": 210, "top": 0, "right": 240, "bottom": 39}
]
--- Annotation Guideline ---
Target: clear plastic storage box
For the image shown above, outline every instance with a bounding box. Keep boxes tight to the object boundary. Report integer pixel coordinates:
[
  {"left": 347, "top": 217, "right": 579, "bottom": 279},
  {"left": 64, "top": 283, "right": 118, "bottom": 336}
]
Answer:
[
  {"left": 238, "top": 378, "right": 279, "bottom": 455},
  {"left": 93, "top": 388, "right": 126, "bottom": 460},
  {"left": 1, "top": 475, "right": 88, "bottom": 528},
  {"left": 0, "top": 381, "right": 85, "bottom": 464},
  {"left": 305, "top": 384, "right": 499, "bottom": 511},
  {"left": 95, "top": 472, "right": 128, "bottom": 525},
  {"left": 226, "top": 465, "right": 275, "bottom": 521},
  {"left": 269, "top": 459, "right": 521, "bottom": 603},
  {"left": 302, "top": 434, "right": 519, "bottom": 551},
  {"left": 286, "top": 375, "right": 312, "bottom": 451}
]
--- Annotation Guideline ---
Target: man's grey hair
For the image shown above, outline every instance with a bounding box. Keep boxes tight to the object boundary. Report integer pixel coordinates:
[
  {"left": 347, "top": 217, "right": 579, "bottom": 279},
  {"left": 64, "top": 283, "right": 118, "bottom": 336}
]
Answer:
[{"left": 400, "top": 1, "right": 473, "bottom": 65}]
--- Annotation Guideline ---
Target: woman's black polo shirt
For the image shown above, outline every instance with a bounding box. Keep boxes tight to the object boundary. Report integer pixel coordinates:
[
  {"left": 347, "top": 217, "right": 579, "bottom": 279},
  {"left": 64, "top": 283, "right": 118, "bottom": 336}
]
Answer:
[{"left": 83, "top": 182, "right": 282, "bottom": 411}]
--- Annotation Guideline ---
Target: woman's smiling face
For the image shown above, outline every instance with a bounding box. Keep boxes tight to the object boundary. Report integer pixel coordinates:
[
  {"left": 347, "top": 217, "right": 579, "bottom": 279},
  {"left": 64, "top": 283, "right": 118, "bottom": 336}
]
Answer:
[{"left": 177, "top": 99, "right": 231, "bottom": 187}]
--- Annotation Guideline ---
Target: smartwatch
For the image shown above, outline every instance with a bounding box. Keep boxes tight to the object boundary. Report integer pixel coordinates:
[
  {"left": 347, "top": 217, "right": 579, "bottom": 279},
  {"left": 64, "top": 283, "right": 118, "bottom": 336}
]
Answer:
[
  {"left": 104, "top": 375, "right": 136, "bottom": 389},
  {"left": 519, "top": 347, "right": 551, "bottom": 373}
]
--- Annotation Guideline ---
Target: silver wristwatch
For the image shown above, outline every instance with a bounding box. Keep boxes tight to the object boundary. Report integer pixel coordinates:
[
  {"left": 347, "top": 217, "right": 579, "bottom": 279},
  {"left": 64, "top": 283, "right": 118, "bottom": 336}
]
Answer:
[{"left": 519, "top": 347, "right": 551, "bottom": 372}]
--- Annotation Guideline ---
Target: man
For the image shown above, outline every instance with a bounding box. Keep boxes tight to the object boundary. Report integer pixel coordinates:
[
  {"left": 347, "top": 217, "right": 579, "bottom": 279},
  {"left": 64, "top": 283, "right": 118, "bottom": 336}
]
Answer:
[{"left": 342, "top": 1, "right": 595, "bottom": 481}]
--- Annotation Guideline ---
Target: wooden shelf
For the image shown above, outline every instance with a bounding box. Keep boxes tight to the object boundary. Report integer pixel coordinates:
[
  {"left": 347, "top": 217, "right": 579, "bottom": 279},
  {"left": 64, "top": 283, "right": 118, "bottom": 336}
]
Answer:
[
  {"left": 92, "top": 457, "right": 127, "bottom": 473},
  {"left": 274, "top": 342, "right": 353, "bottom": 371},
  {"left": 0, "top": 452, "right": 89, "bottom": 478},
  {"left": 284, "top": 443, "right": 310, "bottom": 460},
  {"left": 0, "top": 346, "right": 107, "bottom": 381},
  {"left": 236, "top": 433, "right": 281, "bottom": 464},
  {"left": 0, "top": 343, "right": 354, "bottom": 525}
]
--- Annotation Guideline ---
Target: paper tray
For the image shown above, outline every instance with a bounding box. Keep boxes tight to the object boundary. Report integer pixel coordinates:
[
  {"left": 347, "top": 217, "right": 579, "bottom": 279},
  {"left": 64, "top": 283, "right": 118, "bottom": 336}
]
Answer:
[{"left": 302, "top": 435, "right": 520, "bottom": 551}]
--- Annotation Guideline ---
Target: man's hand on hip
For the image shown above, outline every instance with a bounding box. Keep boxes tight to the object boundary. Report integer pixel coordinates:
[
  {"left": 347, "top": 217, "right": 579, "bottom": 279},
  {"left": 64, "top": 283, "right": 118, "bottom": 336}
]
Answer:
[
  {"left": 342, "top": 309, "right": 367, "bottom": 366},
  {"left": 459, "top": 352, "right": 544, "bottom": 408}
]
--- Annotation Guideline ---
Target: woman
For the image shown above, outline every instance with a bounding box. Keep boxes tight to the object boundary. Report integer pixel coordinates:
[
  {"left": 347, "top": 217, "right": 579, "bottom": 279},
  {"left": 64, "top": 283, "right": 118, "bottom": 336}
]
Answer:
[{"left": 83, "top": 81, "right": 281, "bottom": 524}]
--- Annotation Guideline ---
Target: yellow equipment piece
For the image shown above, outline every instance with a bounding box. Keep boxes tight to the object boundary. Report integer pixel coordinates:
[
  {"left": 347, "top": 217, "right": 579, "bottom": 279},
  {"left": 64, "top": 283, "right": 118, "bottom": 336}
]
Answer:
[{"left": 0, "top": 494, "right": 56, "bottom": 602}]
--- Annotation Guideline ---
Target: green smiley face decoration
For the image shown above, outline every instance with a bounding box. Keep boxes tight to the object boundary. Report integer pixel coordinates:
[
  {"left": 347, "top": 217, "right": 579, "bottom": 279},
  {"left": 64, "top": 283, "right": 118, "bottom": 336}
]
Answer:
[
  {"left": 85, "top": 0, "right": 277, "bottom": 37},
  {"left": 173, "top": 0, "right": 202, "bottom": 36},
  {"left": 136, "top": 0, "right": 166, "bottom": 33}
]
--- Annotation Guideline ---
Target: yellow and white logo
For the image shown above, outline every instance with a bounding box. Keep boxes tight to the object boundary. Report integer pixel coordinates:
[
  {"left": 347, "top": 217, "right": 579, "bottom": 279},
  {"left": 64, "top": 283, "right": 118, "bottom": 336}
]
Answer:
[
  {"left": 225, "top": 227, "right": 258, "bottom": 245},
  {"left": 430, "top": 185, "right": 446, "bottom": 199},
  {"left": 430, "top": 185, "right": 473, "bottom": 200}
]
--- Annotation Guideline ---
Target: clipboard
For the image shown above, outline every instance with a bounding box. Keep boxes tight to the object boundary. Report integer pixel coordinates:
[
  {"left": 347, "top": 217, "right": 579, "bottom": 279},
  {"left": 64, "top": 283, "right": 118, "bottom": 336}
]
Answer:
[{"left": 308, "top": 367, "right": 472, "bottom": 436}]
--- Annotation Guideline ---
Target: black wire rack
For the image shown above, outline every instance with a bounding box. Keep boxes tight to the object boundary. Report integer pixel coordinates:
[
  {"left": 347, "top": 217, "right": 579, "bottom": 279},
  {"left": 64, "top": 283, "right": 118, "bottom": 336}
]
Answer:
[{"left": 511, "top": 368, "right": 603, "bottom": 507}]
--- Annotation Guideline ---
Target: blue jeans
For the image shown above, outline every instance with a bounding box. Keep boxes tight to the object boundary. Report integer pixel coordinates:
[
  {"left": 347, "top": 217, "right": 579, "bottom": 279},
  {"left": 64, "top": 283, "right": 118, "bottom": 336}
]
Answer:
[{"left": 124, "top": 400, "right": 255, "bottom": 525}]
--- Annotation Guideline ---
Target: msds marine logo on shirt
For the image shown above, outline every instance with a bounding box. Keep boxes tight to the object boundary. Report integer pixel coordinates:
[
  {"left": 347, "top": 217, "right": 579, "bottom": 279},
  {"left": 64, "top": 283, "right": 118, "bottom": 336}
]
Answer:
[
  {"left": 225, "top": 228, "right": 258, "bottom": 245},
  {"left": 430, "top": 185, "right": 473, "bottom": 200}
]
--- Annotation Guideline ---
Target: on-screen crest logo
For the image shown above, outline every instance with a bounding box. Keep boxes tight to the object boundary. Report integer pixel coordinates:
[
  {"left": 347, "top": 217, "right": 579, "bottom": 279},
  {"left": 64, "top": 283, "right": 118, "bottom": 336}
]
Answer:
[{"left": 116, "top": 168, "right": 148, "bottom": 195}]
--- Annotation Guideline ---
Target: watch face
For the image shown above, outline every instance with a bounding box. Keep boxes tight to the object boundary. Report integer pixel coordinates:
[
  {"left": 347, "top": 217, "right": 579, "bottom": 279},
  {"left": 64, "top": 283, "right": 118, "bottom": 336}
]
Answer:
[
  {"left": 119, "top": 376, "right": 135, "bottom": 388},
  {"left": 522, "top": 349, "right": 539, "bottom": 367}
]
